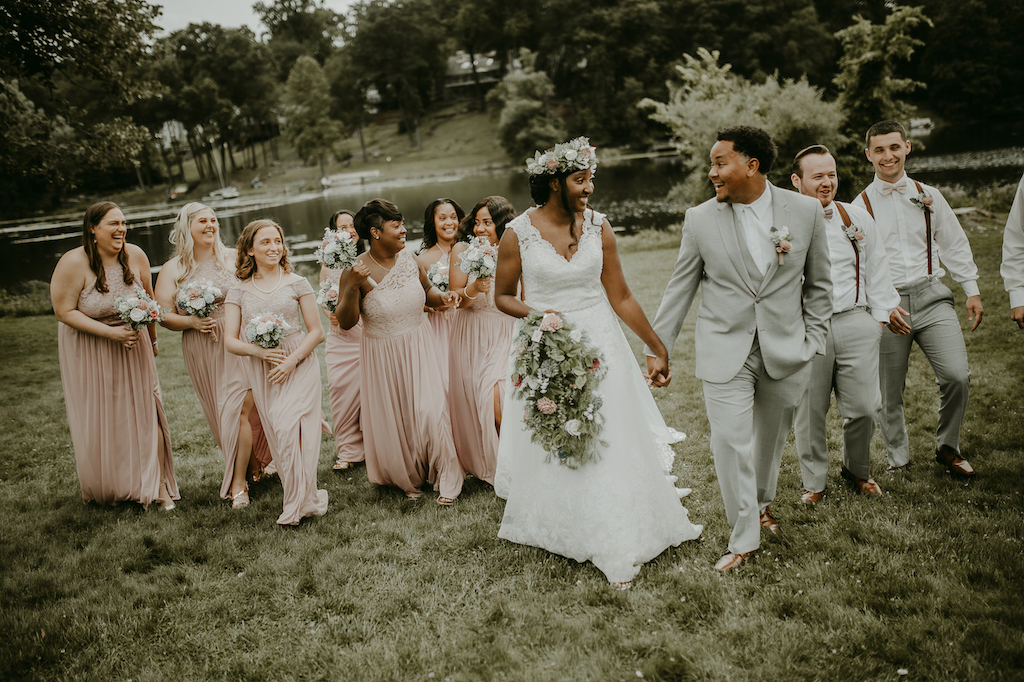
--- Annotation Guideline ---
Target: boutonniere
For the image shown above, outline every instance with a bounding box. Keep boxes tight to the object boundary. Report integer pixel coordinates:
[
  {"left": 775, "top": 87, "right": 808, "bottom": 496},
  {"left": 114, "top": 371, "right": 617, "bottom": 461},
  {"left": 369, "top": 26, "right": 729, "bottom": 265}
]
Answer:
[
  {"left": 842, "top": 223, "right": 865, "bottom": 252},
  {"left": 909, "top": 191, "right": 934, "bottom": 214},
  {"left": 769, "top": 226, "right": 792, "bottom": 265}
]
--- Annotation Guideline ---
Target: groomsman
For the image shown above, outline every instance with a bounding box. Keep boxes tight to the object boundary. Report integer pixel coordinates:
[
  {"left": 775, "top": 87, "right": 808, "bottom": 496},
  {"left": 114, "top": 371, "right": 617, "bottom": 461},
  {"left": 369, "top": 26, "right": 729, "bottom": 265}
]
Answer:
[
  {"left": 853, "top": 120, "right": 982, "bottom": 477},
  {"left": 648, "top": 126, "right": 832, "bottom": 571},
  {"left": 791, "top": 145, "right": 900, "bottom": 503},
  {"left": 1001, "top": 172, "right": 1024, "bottom": 329}
]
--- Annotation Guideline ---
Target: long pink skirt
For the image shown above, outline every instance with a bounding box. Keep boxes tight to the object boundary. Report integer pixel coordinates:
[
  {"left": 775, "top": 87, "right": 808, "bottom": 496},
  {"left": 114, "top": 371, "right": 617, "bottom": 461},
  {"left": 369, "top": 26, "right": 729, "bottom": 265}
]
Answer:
[
  {"left": 360, "top": 318, "right": 463, "bottom": 499},
  {"left": 325, "top": 323, "right": 364, "bottom": 463},
  {"left": 181, "top": 313, "right": 270, "bottom": 499},
  {"left": 58, "top": 322, "right": 177, "bottom": 509},
  {"left": 448, "top": 308, "right": 515, "bottom": 484},
  {"left": 423, "top": 308, "right": 455, "bottom": 393},
  {"left": 243, "top": 334, "right": 328, "bottom": 525}
]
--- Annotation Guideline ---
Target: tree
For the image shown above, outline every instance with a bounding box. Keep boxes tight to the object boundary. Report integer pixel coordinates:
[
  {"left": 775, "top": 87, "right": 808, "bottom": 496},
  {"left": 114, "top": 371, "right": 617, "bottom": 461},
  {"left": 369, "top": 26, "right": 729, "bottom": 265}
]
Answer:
[
  {"left": 284, "top": 56, "right": 343, "bottom": 178},
  {"left": 324, "top": 50, "right": 372, "bottom": 162},
  {"left": 487, "top": 50, "right": 567, "bottom": 162},
  {"left": 640, "top": 48, "right": 848, "bottom": 206},
  {"left": 255, "top": 0, "right": 344, "bottom": 78}
]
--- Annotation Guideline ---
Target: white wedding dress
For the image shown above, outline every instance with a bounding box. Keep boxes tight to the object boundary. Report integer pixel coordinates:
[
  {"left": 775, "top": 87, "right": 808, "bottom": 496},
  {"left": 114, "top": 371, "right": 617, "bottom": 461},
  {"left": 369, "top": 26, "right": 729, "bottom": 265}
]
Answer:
[{"left": 495, "top": 208, "right": 702, "bottom": 584}]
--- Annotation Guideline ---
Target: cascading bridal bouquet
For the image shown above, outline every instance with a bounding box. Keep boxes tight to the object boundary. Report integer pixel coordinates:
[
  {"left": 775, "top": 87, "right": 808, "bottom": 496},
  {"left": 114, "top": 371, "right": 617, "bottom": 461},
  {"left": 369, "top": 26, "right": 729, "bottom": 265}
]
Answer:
[
  {"left": 114, "top": 287, "right": 165, "bottom": 330},
  {"left": 315, "top": 279, "right": 341, "bottom": 313},
  {"left": 457, "top": 236, "right": 498, "bottom": 280},
  {"left": 427, "top": 260, "right": 449, "bottom": 292},
  {"left": 510, "top": 310, "right": 606, "bottom": 469},
  {"left": 245, "top": 312, "right": 291, "bottom": 349},
  {"left": 314, "top": 227, "right": 359, "bottom": 270},
  {"left": 176, "top": 279, "right": 223, "bottom": 341}
]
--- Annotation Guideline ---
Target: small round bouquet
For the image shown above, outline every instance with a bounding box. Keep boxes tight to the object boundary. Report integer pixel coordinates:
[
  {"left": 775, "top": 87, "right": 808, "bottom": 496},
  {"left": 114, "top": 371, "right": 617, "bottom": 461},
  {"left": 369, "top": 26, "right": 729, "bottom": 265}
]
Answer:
[
  {"left": 316, "top": 279, "right": 341, "bottom": 313},
  {"left": 114, "top": 287, "right": 165, "bottom": 330},
  {"left": 314, "top": 227, "right": 359, "bottom": 270},
  {"left": 427, "top": 260, "right": 449, "bottom": 292},
  {"left": 457, "top": 236, "right": 498, "bottom": 280},
  {"left": 245, "top": 312, "right": 291, "bottom": 349},
  {"left": 176, "top": 279, "right": 223, "bottom": 341},
  {"left": 510, "top": 310, "right": 606, "bottom": 468}
]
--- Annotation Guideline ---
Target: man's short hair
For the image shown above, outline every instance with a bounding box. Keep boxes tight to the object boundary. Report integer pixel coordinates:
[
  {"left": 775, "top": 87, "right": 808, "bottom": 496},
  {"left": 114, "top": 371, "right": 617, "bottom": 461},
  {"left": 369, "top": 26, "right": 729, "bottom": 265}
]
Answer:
[
  {"left": 865, "top": 120, "right": 907, "bottom": 147},
  {"left": 792, "top": 144, "right": 831, "bottom": 177},
  {"left": 717, "top": 125, "right": 777, "bottom": 174}
]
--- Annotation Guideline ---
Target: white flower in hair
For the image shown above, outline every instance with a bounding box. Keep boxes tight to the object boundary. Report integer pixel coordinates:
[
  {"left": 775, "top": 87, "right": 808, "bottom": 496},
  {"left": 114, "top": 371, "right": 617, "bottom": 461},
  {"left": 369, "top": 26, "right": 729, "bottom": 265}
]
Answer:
[{"left": 526, "top": 137, "right": 599, "bottom": 176}]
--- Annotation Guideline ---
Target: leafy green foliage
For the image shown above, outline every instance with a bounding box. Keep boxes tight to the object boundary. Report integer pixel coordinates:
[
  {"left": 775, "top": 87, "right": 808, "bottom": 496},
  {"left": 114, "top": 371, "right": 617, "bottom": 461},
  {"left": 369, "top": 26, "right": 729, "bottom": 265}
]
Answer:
[
  {"left": 487, "top": 50, "right": 567, "bottom": 162},
  {"left": 285, "top": 56, "right": 344, "bottom": 177}
]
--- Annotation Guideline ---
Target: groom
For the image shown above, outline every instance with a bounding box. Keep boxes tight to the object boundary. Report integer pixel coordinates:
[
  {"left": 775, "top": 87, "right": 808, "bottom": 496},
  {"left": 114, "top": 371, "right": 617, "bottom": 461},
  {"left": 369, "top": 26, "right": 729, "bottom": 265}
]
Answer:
[{"left": 647, "top": 126, "right": 832, "bottom": 571}]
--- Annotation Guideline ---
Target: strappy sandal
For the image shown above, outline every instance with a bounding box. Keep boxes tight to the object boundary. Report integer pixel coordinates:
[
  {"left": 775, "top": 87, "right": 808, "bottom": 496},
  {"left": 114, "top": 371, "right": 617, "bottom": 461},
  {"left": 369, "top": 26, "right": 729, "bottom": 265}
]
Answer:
[
  {"left": 231, "top": 488, "right": 249, "bottom": 509},
  {"left": 437, "top": 496, "right": 455, "bottom": 507},
  {"left": 333, "top": 458, "right": 352, "bottom": 472},
  {"left": 611, "top": 580, "right": 632, "bottom": 590}
]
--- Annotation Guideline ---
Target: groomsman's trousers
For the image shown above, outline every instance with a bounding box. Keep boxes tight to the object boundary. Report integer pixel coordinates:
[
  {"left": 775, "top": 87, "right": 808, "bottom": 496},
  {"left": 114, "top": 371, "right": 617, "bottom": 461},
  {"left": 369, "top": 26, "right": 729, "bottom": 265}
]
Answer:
[
  {"left": 794, "top": 308, "right": 883, "bottom": 493},
  {"left": 702, "top": 338, "right": 813, "bottom": 556},
  {"left": 878, "top": 277, "right": 971, "bottom": 468}
]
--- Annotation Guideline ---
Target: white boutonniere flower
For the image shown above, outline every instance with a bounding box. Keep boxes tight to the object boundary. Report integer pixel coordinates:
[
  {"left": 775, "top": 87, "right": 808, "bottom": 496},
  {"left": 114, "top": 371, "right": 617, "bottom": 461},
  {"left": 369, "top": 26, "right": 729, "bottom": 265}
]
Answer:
[{"left": 769, "top": 226, "right": 792, "bottom": 265}]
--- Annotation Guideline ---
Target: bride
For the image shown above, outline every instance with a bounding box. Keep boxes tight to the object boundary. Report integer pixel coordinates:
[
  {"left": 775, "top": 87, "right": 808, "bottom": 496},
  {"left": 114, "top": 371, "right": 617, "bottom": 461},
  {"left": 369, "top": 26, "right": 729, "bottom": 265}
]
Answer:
[{"left": 493, "top": 137, "right": 702, "bottom": 589}]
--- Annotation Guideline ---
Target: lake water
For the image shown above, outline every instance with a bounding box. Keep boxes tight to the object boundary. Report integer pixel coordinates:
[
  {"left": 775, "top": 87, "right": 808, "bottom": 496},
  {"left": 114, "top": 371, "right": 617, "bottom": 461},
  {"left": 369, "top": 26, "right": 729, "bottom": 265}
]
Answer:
[{"left": 3, "top": 144, "right": 1021, "bottom": 289}]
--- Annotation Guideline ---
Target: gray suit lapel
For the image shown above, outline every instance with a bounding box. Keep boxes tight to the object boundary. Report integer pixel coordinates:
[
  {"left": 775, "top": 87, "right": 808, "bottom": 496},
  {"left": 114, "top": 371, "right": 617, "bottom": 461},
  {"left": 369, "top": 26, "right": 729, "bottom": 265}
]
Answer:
[
  {"left": 716, "top": 203, "right": 758, "bottom": 295},
  {"left": 757, "top": 184, "right": 791, "bottom": 293}
]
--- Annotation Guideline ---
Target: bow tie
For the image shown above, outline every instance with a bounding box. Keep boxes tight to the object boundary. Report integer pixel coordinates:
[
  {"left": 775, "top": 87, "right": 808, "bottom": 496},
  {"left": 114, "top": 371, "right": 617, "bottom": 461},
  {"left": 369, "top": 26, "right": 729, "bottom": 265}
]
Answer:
[
  {"left": 880, "top": 179, "right": 908, "bottom": 196},
  {"left": 823, "top": 207, "right": 833, "bottom": 220}
]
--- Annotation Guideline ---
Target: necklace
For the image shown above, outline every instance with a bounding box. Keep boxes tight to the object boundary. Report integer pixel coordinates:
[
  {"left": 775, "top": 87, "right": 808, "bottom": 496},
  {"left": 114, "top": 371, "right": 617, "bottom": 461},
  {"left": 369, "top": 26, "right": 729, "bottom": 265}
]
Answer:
[
  {"left": 368, "top": 252, "right": 393, "bottom": 272},
  {"left": 252, "top": 268, "right": 283, "bottom": 294}
]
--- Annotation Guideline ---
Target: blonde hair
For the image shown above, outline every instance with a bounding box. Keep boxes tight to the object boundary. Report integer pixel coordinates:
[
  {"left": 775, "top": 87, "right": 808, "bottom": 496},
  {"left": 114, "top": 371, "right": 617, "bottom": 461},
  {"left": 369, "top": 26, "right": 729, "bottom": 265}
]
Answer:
[
  {"left": 235, "top": 219, "right": 292, "bottom": 281},
  {"left": 169, "top": 202, "right": 231, "bottom": 286}
]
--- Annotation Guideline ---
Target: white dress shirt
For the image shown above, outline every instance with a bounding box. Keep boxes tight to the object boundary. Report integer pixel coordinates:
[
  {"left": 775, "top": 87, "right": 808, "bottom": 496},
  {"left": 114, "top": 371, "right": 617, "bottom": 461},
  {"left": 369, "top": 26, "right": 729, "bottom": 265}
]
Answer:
[
  {"left": 823, "top": 201, "right": 900, "bottom": 322},
  {"left": 1001, "top": 173, "right": 1024, "bottom": 308},
  {"left": 853, "top": 171, "right": 980, "bottom": 298},
  {"left": 733, "top": 185, "right": 774, "bottom": 275}
]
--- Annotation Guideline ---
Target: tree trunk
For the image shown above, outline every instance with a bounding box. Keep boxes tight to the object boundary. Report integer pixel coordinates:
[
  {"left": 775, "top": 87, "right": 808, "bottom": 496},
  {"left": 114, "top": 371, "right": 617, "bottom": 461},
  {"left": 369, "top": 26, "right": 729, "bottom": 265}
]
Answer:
[
  {"left": 319, "top": 154, "right": 326, "bottom": 179},
  {"left": 261, "top": 139, "right": 269, "bottom": 167},
  {"left": 227, "top": 141, "right": 238, "bottom": 173},
  {"left": 468, "top": 45, "right": 486, "bottom": 112},
  {"left": 187, "top": 134, "right": 206, "bottom": 181},
  {"left": 219, "top": 143, "right": 229, "bottom": 183},
  {"left": 134, "top": 162, "right": 145, "bottom": 191},
  {"left": 357, "top": 122, "right": 368, "bottom": 162}
]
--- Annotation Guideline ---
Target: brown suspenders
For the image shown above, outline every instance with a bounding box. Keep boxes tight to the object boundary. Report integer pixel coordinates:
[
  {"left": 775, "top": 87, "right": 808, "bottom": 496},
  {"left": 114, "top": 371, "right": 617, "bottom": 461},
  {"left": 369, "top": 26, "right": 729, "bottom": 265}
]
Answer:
[
  {"left": 834, "top": 203, "right": 860, "bottom": 303},
  {"left": 860, "top": 178, "right": 933, "bottom": 275}
]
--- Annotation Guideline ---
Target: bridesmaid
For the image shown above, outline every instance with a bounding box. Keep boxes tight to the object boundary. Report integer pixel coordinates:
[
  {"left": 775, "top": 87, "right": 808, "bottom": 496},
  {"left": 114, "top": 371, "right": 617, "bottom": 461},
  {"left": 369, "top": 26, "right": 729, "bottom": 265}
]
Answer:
[
  {"left": 320, "top": 209, "right": 365, "bottom": 471},
  {"left": 50, "top": 201, "right": 177, "bottom": 510},
  {"left": 448, "top": 196, "right": 518, "bottom": 484},
  {"left": 223, "top": 219, "right": 328, "bottom": 526},
  {"left": 154, "top": 202, "right": 269, "bottom": 508},
  {"left": 336, "top": 199, "right": 464, "bottom": 504},
  {"left": 415, "top": 198, "right": 465, "bottom": 391}
]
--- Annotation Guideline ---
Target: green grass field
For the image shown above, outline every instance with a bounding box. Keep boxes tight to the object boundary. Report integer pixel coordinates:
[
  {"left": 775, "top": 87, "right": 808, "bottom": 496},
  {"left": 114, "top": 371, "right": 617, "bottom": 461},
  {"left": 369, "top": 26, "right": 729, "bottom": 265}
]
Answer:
[{"left": 1, "top": 213, "right": 1022, "bottom": 681}]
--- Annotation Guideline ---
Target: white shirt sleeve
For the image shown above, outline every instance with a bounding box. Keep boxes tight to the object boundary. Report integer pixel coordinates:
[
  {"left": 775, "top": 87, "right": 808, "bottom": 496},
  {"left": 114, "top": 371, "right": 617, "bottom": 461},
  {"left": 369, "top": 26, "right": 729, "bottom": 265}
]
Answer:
[
  {"left": 848, "top": 204, "right": 900, "bottom": 322},
  {"left": 930, "top": 187, "right": 981, "bottom": 298},
  {"left": 1001, "top": 174, "right": 1024, "bottom": 308}
]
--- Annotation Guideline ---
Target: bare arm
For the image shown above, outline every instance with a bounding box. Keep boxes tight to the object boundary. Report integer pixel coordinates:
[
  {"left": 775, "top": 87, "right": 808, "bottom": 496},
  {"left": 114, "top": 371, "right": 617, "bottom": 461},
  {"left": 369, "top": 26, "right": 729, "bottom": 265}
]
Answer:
[
  {"left": 154, "top": 257, "right": 218, "bottom": 338},
  {"left": 419, "top": 260, "right": 459, "bottom": 309},
  {"left": 336, "top": 258, "right": 370, "bottom": 330},
  {"left": 448, "top": 243, "right": 492, "bottom": 308},
  {"left": 266, "top": 287, "right": 324, "bottom": 385},
  {"left": 495, "top": 228, "right": 531, "bottom": 319},
  {"left": 50, "top": 249, "right": 139, "bottom": 346}
]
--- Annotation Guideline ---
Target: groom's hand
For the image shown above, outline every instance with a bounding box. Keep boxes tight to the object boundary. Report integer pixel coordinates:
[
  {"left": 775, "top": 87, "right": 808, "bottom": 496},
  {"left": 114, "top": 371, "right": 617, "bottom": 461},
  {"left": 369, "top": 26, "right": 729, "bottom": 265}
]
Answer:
[{"left": 645, "top": 355, "right": 672, "bottom": 388}]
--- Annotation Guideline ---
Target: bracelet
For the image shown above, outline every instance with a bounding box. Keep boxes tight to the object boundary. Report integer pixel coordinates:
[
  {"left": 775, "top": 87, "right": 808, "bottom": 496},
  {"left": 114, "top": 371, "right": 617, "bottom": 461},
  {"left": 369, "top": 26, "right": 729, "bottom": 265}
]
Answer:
[
  {"left": 463, "top": 291, "right": 478, "bottom": 300},
  {"left": 152, "top": 339, "right": 158, "bottom": 345}
]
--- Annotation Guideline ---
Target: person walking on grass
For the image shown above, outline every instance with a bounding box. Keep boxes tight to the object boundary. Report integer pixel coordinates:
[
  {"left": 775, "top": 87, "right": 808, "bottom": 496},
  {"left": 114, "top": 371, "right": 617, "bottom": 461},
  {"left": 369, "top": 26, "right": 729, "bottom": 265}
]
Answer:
[
  {"left": 1001, "top": 172, "right": 1024, "bottom": 329},
  {"left": 853, "top": 120, "right": 982, "bottom": 478},
  {"left": 790, "top": 145, "right": 900, "bottom": 504}
]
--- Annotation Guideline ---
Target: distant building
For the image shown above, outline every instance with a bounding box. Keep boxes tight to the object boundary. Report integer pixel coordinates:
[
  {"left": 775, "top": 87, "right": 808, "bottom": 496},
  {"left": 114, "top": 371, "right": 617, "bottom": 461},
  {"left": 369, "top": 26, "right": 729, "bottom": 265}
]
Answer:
[{"left": 444, "top": 50, "right": 505, "bottom": 98}]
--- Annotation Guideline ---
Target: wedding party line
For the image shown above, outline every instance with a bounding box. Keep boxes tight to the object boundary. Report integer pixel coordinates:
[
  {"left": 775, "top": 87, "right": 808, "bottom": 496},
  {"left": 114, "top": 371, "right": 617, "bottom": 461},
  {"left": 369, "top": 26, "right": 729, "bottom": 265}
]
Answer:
[{"left": 49, "top": 121, "right": 1024, "bottom": 588}]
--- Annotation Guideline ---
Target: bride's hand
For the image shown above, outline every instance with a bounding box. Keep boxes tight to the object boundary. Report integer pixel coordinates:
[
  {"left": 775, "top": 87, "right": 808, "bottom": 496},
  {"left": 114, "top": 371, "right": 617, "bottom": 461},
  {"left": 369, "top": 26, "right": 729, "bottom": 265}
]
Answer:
[{"left": 645, "top": 355, "right": 671, "bottom": 388}]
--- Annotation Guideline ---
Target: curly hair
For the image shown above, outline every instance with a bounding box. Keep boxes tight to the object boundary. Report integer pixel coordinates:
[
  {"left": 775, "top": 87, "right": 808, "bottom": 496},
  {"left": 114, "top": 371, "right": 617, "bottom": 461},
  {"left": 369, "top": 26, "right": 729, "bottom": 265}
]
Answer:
[
  {"left": 169, "top": 202, "right": 232, "bottom": 287},
  {"left": 234, "top": 219, "right": 291, "bottom": 281},
  {"left": 353, "top": 199, "right": 403, "bottom": 242},
  {"left": 458, "top": 196, "right": 517, "bottom": 242},
  {"left": 82, "top": 201, "right": 133, "bottom": 293},
  {"left": 418, "top": 198, "right": 464, "bottom": 253},
  {"left": 717, "top": 125, "right": 778, "bottom": 175}
]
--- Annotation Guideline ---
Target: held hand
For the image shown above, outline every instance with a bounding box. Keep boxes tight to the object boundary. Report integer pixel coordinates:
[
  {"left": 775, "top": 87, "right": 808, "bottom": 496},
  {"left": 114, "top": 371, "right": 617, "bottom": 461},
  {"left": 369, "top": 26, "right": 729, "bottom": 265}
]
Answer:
[
  {"left": 441, "top": 291, "right": 461, "bottom": 309},
  {"left": 966, "top": 295, "right": 983, "bottom": 331},
  {"left": 645, "top": 354, "right": 672, "bottom": 388},
  {"left": 194, "top": 316, "right": 217, "bottom": 334},
  {"left": 327, "top": 311, "right": 339, "bottom": 327},
  {"left": 1011, "top": 305, "right": 1024, "bottom": 330},
  {"left": 887, "top": 306, "right": 912, "bottom": 335},
  {"left": 259, "top": 346, "right": 288, "bottom": 365},
  {"left": 111, "top": 326, "right": 140, "bottom": 349},
  {"left": 473, "top": 277, "right": 493, "bottom": 295},
  {"left": 348, "top": 261, "right": 371, "bottom": 289},
  {"left": 267, "top": 356, "right": 296, "bottom": 384}
]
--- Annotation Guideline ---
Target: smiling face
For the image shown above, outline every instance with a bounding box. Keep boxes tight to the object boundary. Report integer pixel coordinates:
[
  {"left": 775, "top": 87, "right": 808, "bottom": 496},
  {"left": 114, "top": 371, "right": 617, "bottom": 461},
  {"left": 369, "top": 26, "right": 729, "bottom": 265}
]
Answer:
[
  {"left": 708, "top": 140, "right": 761, "bottom": 204},
  {"left": 334, "top": 213, "right": 357, "bottom": 240},
  {"left": 90, "top": 208, "right": 128, "bottom": 254},
  {"left": 433, "top": 203, "right": 459, "bottom": 246},
  {"left": 792, "top": 152, "right": 838, "bottom": 208},
  {"left": 189, "top": 208, "right": 219, "bottom": 248},
  {"left": 249, "top": 225, "right": 284, "bottom": 269},
  {"left": 865, "top": 131, "right": 911, "bottom": 183},
  {"left": 374, "top": 219, "right": 406, "bottom": 254},
  {"left": 473, "top": 207, "right": 498, "bottom": 244},
  {"left": 556, "top": 169, "right": 594, "bottom": 213}
]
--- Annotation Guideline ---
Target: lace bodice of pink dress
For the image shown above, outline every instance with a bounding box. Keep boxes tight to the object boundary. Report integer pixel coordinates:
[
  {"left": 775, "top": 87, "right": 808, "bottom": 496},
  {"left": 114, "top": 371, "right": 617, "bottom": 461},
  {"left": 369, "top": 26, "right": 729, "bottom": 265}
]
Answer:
[
  {"left": 226, "top": 278, "right": 313, "bottom": 340},
  {"left": 78, "top": 265, "right": 142, "bottom": 325},
  {"left": 360, "top": 249, "right": 425, "bottom": 337},
  {"left": 173, "top": 258, "right": 237, "bottom": 316}
]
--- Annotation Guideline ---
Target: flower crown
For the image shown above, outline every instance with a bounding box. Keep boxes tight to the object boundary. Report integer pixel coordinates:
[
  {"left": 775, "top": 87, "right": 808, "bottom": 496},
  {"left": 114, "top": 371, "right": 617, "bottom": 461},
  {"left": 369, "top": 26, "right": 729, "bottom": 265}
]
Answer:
[{"left": 525, "top": 137, "right": 599, "bottom": 177}]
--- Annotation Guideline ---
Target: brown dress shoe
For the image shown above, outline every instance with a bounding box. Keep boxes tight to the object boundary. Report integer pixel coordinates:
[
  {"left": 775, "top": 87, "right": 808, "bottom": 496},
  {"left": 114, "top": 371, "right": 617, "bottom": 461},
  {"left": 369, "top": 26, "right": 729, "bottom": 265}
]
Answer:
[
  {"left": 713, "top": 549, "right": 757, "bottom": 571},
  {"left": 801, "top": 489, "right": 824, "bottom": 504},
  {"left": 935, "top": 445, "right": 976, "bottom": 477},
  {"left": 840, "top": 466, "right": 884, "bottom": 497},
  {"left": 759, "top": 506, "right": 778, "bottom": 533}
]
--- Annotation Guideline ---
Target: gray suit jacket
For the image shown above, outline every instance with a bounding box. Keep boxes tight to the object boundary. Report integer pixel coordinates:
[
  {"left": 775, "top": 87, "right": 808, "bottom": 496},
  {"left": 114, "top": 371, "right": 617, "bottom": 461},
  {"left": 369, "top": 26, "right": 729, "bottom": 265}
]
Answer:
[{"left": 650, "top": 183, "right": 833, "bottom": 383}]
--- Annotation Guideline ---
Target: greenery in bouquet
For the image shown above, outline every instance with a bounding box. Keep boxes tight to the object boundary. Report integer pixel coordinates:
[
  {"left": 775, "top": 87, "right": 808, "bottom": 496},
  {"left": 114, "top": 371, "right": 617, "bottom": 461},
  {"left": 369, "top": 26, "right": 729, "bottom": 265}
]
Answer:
[
  {"left": 457, "top": 236, "right": 498, "bottom": 280},
  {"left": 314, "top": 226, "right": 359, "bottom": 269},
  {"left": 316, "top": 279, "right": 341, "bottom": 312},
  {"left": 113, "top": 287, "right": 165, "bottom": 330},
  {"left": 511, "top": 310, "right": 606, "bottom": 468},
  {"left": 176, "top": 279, "right": 223, "bottom": 341},
  {"left": 427, "top": 261, "right": 449, "bottom": 292},
  {"left": 245, "top": 312, "right": 291, "bottom": 349}
]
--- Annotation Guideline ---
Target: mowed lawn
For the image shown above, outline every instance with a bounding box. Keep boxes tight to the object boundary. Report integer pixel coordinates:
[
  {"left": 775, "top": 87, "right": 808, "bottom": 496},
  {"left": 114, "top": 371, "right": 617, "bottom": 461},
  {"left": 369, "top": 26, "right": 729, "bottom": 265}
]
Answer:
[{"left": 1, "top": 213, "right": 1021, "bottom": 681}]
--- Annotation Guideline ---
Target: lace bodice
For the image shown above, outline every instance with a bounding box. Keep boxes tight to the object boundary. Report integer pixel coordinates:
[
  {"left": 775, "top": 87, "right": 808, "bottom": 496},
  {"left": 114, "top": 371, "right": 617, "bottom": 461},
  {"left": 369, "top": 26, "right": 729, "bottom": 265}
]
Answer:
[
  {"left": 508, "top": 208, "right": 606, "bottom": 313},
  {"left": 226, "top": 278, "right": 313, "bottom": 339},
  {"left": 360, "top": 249, "right": 426, "bottom": 337},
  {"left": 78, "top": 265, "right": 141, "bottom": 326},
  {"left": 175, "top": 258, "right": 237, "bottom": 316}
]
